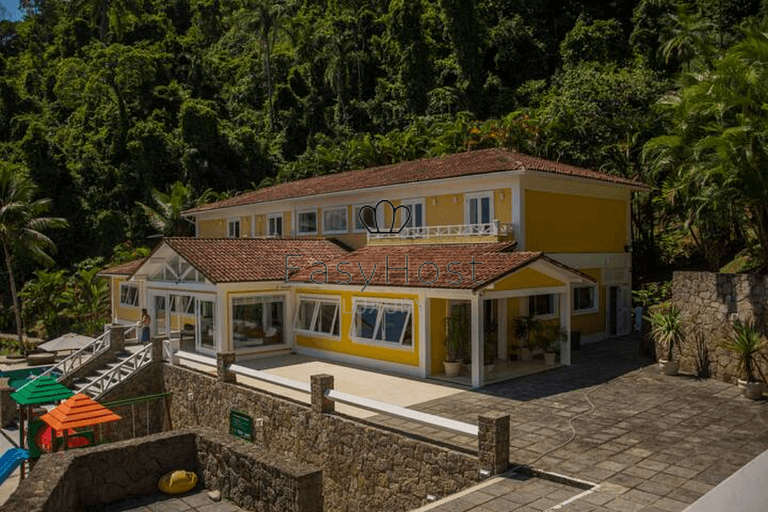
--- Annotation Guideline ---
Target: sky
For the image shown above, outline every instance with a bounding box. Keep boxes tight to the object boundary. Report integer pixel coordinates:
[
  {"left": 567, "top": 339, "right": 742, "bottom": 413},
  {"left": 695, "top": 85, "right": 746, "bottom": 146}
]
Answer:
[{"left": 0, "top": 0, "right": 23, "bottom": 21}]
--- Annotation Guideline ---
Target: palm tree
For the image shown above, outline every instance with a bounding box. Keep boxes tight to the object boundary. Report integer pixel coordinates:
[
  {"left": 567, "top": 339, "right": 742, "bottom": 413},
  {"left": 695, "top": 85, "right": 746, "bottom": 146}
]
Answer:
[
  {"left": 0, "top": 163, "right": 68, "bottom": 347},
  {"left": 252, "top": 0, "right": 284, "bottom": 131},
  {"left": 137, "top": 181, "right": 219, "bottom": 236}
]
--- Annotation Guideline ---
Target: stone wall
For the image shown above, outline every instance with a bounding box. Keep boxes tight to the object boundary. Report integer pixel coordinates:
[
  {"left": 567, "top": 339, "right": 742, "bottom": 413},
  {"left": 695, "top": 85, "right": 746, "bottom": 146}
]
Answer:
[
  {"left": 163, "top": 364, "right": 480, "bottom": 512},
  {"left": 670, "top": 271, "right": 768, "bottom": 383},
  {"left": 2, "top": 430, "right": 322, "bottom": 512}
]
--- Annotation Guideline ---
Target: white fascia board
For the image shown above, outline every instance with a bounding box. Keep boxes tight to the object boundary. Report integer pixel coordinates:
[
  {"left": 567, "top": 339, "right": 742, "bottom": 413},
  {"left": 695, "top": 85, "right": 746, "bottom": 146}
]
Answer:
[
  {"left": 520, "top": 171, "right": 642, "bottom": 199},
  {"left": 529, "top": 259, "right": 593, "bottom": 284},
  {"left": 545, "top": 253, "right": 631, "bottom": 269}
]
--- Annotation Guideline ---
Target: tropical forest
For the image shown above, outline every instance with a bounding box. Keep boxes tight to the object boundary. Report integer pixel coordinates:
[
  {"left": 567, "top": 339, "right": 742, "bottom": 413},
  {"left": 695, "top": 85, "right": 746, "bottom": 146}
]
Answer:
[{"left": 0, "top": 0, "right": 767, "bottom": 344}]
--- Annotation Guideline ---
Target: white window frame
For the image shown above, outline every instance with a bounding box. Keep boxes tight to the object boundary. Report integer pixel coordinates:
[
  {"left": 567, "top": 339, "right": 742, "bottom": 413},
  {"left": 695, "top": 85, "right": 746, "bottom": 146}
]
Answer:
[
  {"left": 322, "top": 206, "right": 348, "bottom": 235},
  {"left": 267, "top": 213, "right": 284, "bottom": 237},
  {"left": 400, "top": 198, "right": 425, "bottom": 229},
  {"left": 573, "top": 284, "right": 599, "bottom": 315},
  {"left": 231, "top": 294, "right": 287, "bottom": 348},
  {"left": 464, "top": 192, "right": 494, "bottom": 225},
  {"left": 294, "top": 295, "right": 341, "bottom": 340},
  {"left": 227, "top": 218, "right": 241, "bottom": 238},
  {"left": 528, "top": 293, "right": 558, "bottom": 320},
  {"left": 350, "top": 298, "right": 414, "bottom": 349},
  {"left": 353, "top": 203, "right": 385, "bottom": 232},
  {"left": 119, "top": 283, "right": 139, "bottom": 308},
  {"left": 296, "top": 209, "right": 318, "bottom": 235}
]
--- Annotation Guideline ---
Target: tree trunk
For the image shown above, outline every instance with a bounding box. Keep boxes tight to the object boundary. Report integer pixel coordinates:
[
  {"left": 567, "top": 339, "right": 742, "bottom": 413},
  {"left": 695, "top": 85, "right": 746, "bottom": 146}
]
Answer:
[
  {"left": 264, "top": 42, "right": 274, "bottom": 131},
  {"left": 1, "top": 239, "right": 24, "bottom": 348},
  {"left": 752, "top": 205, "right": 768, "bottom": 270}
]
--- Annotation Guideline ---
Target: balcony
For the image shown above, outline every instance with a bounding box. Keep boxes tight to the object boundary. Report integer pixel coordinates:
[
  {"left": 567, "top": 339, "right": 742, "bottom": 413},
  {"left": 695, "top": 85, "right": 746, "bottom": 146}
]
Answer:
[{"left": 367, "top": 221, "right": 516, "bottom": 246}]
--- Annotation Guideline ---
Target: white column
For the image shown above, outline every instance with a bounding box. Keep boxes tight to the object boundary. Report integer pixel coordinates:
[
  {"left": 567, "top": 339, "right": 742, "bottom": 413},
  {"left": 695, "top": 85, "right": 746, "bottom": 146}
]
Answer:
[
  {"left": 498, "top": 298, "right": 508, "bottom": 361},
  {"left": 471, "top": 295, "right": 484, "bottom": 388},
  {"left": 561, "top": 288, "right": 572, "bottom": 366},
  {"left": 419, "top": 295, "right": 430, "bottom": 378},
  {"left": 216, "top": 290, "right": 228, "bottom": 353}
]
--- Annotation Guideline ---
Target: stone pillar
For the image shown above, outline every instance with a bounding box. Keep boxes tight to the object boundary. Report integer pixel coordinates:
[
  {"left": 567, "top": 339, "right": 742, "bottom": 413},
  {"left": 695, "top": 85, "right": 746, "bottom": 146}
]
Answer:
[
  {"left": 110, "top": 324, "right": 126, "bottom": 353},
  {"left": 151, "top": 336, "right": 165, "bottom": 363},
  {"left": 217, "top": 352, "right": 237, "bottom": 384},
  {"left": 310, "top": 374, "right": 334, "bottom": 413},
  {"left": 478, "top": 412, "right": 510, "bottom": 476},
  {"left": 0, "top": 379, "right": 16, "bottom": 428}
]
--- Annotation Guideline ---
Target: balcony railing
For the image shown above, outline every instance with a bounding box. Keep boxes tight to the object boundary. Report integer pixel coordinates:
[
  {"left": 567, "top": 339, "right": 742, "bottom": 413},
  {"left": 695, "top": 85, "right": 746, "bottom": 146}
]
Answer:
[{"left": 368, "top": 221, "right": 515, "bottom": 242}]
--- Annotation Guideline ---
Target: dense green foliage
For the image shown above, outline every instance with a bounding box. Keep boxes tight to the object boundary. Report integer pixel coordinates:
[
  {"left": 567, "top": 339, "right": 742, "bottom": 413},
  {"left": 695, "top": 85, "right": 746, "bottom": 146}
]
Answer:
[{"left": 1, "top": 0, "right": 767, "bottom": 334}]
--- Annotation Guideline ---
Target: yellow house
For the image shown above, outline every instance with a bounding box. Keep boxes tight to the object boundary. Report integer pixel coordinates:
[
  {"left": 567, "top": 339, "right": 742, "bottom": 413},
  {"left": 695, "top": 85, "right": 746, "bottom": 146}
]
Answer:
[{"left": 102, "top": 148, "right": 647, "bottom": 388}]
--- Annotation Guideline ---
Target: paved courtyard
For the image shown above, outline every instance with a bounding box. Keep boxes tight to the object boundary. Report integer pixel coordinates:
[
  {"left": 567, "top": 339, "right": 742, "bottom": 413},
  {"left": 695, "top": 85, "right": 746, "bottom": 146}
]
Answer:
[
  {"left": 86, "top": 489, "right": 247, "bottom": 511},
  {"left": 370, "top": 335, "right": 768, "bottom": 512}
]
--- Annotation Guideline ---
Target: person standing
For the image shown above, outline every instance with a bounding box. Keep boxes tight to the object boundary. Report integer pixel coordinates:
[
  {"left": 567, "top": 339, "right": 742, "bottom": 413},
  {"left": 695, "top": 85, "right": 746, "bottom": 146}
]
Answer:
[{"left": 140, "top": 308, "right": 151, "bottom": 343}]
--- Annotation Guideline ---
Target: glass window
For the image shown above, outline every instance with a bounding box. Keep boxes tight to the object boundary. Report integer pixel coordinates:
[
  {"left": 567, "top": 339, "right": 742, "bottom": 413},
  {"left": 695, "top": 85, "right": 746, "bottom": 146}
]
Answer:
[
  {"left": 294, "top": 297, "right": 340, "bottom": 338},
  {"left": 529, "top": 294, "right": 557, "bottom": 318},
  {"left": 119, "top": 284, "right": 139, "bottom": 307},
  {"left": 297, "top": 211, "right": 317, "bottom": 234},
  {"left": 573, "top": 286, "right": 597, "bottom": 312},
  {"left": 401, "top": 201, "right": 424, "bottom": 228},
  {"left": 352, "top": 301, "right": 413, "bottom": 346},
  {"left": 467, "top": 194, "right": 492, "bottom": 225},
  {"left": 353, "top": 205, "right": 376, "bottom": 232},
  {"left": 228, "top": 220, "right": 240, "bottom": 238},
  {"left": 268, "top": 214, "right": 283, "bottom": 236},
  {"left": 232, "top": 296, "right": 285, "bottom": 349},
  {"left": 323, "top": 207, "right": 348, "bottom": 233}
]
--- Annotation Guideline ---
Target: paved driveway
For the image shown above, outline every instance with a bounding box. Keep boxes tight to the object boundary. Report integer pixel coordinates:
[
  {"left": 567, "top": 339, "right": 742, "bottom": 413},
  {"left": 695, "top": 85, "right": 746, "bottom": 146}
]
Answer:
[{"left": 371, "top": 335, "right": 768, "bottom": 512}]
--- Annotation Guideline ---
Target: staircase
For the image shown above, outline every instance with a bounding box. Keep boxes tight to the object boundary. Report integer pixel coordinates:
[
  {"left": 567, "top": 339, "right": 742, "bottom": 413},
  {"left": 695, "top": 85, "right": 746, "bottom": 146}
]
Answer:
[{"left": 19, "top": 325, "right": 163, "bottom": 400}]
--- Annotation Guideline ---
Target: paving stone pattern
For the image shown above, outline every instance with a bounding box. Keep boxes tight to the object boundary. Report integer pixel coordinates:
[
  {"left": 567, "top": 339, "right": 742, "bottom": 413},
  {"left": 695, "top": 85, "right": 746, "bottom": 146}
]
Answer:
[
  {"left": 370, "top": 335, "right": 768, "bottom": 512},
  {"left": 86, "top": 489, "right": 247, "bottom": 512}
]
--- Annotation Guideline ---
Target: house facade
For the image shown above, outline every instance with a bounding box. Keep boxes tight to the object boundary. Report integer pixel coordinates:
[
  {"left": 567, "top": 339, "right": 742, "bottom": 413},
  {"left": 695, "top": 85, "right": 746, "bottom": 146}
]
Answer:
[{"left": 101, "top": 148, "right": 647, "bottom": 387}]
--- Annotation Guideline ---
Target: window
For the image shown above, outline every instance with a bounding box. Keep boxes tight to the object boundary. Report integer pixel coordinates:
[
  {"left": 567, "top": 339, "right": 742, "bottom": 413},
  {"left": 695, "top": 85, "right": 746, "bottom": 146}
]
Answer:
[
  {"left": 268, "top": 214, "right": 283, "bottom": 236},
  {"left": 353, "top": 204, "right": 376, "bottom": 232},
  {"left": 119, "top": 284, "right": 139, "bottom": 307},
  {"left": 573, "top": 285, "right": 597, "bottom": 313},
  {"left": 297, "top": 210, "right": 318, "bottom": 235},
  {"left": 232, "top": 296, "right": 285, "bottom": 349},
  {"left": 466, "top": 193, "right": 493, "bottom": 225},
  {"left": 400, "top": 200, "right": 424, "bottom": 229},
  {"left": 323, "top": 207, "right": 348, "bottom": 234},
  {"left": 170, "top": 295, "right": 195, "bottom": 315},
  {"left": 228, "top": 219, "right": 241, "bottom": 238},
  {"left": 294, "top": 297, "right": 340, "bottom": 338},
  {"left": 529, "top": 294, "right": 557, "bottom": 318},
  {"left": 351, "top": 300, "right": 413, "bottom": 347}
]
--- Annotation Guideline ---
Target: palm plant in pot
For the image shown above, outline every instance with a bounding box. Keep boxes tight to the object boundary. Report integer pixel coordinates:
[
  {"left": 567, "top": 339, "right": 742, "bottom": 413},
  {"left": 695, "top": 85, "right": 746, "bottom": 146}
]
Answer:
[
  {"left": 721, "top": 319, "right": 767, "bottom": 400},
  {"left": 532, "top": 321, "right": 566, "bottom": 366},
  {"left": 444, "top": 313, "right": 469, "bottom": 378},
  {"left": 646, "top": 304, "right": 683, "bottom": 376},
  {"left": 484, "top": 321, "right": 498, "bottom": 374},
  {"left": 512, "top": 316, "right": 537, "bottom": 362}
]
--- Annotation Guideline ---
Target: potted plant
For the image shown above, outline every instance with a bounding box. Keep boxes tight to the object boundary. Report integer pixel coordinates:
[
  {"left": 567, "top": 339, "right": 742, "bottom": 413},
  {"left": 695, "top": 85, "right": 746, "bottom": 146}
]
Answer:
[
  {"left": 512, "top": 316, "right": 537, "bottom": 362},
  {"left": 484, "top": 322, "right": 497, "bottom": 374},
  {"left": 646, "top": 304, "right": 683, "bottom": 376},
  {"left": 444, "top": 313, "right": 469, "bottom": 378},
  {"left": 532, "top": 321, "right": 566, "bottom": 366},
  {"left": 721, "top": 319, "right": 767, "bottom": 400}
]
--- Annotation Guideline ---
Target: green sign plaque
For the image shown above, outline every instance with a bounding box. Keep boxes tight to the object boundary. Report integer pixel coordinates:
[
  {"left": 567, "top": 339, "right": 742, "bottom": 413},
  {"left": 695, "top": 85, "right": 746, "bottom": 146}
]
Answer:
[{"left": 229, "top": 410, "right": 253, "bottom": 442}]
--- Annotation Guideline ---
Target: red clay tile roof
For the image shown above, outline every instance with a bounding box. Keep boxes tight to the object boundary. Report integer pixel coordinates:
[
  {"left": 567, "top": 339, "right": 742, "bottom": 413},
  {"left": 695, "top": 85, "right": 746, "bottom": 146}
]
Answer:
[
  {"left": 161, "top": 237, "right": 350, "bottom": 283},
  {"left": 98, "top": 258, "right": 147, "bottom": 277},
  {"left": 287, "top": 242, "right": 594, "bottom": 290},
  {"left": 184, "top": 148, "right": 649, "bottom": 215}
]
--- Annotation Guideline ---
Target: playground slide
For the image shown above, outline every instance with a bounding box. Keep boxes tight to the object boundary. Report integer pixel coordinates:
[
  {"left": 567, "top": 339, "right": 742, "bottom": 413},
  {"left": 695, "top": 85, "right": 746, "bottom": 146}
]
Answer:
[{"left": 0, "top": 448, "right": 29, "bottom": 484}]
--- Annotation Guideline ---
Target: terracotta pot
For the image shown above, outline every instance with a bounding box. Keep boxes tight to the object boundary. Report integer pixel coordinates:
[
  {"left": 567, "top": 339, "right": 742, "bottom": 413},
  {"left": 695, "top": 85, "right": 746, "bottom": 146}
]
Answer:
[
  {"left": 658, "top": 359, "right": 678, "bottom": 376},
  {"left": 444, "top": 361, "right": 461, "bottom": 378},
  {"left": 520, "top": 347, "right": 533, "bottom": 362},
  {"left": 743, "top": 381, "right": 764, "bottom": 400},
  {"left": 544, "top": 352, "right": 556, "bottom": 366}
]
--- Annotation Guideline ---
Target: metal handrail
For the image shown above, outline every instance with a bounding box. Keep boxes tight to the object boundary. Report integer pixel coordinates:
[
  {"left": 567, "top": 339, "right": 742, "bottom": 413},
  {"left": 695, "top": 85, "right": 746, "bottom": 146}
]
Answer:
[
  {"left": 78, "top": 343, "right": 153, "bottom": 398},
  {"left": 16, "top": 328, "right": 113, "bottom": 391}
]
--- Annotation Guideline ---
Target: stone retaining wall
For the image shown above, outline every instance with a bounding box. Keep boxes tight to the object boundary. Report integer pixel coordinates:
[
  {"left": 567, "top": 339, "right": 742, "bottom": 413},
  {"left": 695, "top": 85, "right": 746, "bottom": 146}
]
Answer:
[
  {"left": 670, "top": 271, "right": 768, "bottom": 382},
  {"left": 163, "top": 364, "right": 480, "bottom": 512},
  {"left": 1, "top": 429, "right": 322, "bottom": 512}
]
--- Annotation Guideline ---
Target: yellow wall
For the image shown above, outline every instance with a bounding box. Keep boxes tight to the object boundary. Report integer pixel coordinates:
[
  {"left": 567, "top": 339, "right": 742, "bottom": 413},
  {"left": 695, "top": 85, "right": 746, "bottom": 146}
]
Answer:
[
  {"left": 284, "top": 211, "right": 291, "bottom": 236},
  {"left": 525, "top": 190, "right": 627, "bottom": 253},
  {"left": 493, "top": 268, "right": 564, "bottom": 291},
  {"left": 495, "top": 188, "right": 512, "bottom": 224},
  {"left": 198, "top": 219, "right": 225, "bottom": 238},
  {"left": 295, "top": 289, "right": 420, "bottom": 366},
  {"left": 241, "top": 216, "right": 251, "bottom": 238},
  {"left": 506, "top": 297, "right": 520, "bottom": 350},
  {"left": 430, "top": 298, "right": 447, "bottom": 375},
  {"left": 113, "top": 277, "right": 141, "bottom": 323},
  {"left": 425, "top": 193, "right": 463, "bottom": 226},
  {"left": 253, "top": 214, "right": 265, "bottom": 236},
  {"left": 570, "top": 268, "right": 605, "bottom": 336}
]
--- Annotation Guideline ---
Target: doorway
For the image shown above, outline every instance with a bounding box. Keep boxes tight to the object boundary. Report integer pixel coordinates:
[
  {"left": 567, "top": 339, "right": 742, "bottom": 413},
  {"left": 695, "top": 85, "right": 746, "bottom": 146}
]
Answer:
[{"left": 150, "top": 291, "right": 217, "bottom": 355}]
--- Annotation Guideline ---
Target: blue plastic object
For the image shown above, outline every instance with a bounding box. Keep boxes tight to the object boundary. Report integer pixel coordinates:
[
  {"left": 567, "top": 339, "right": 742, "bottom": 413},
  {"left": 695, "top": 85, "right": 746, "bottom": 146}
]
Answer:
[{"left": 0, "top": 448, "right": 29, "bottom": 484}]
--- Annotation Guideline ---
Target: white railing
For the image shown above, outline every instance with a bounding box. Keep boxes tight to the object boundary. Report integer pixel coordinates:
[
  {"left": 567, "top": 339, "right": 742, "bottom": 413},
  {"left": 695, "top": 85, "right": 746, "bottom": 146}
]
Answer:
[
  {"left": 176, "top": 351, "right": 217, "bottom": 366},
  {"left": 162, "top": 340, "right": 173, "bottom": 365},
  {"left": 227, "top": 364, "right": 476, "bottom": 437},
  {"left": 368, "top": 221, "right": 515, "bottom": 241},
  {"left": 78, "top": 343, "right": 153, "bottom": 398},
  {"left": 16, "top": 328, "right": 115, "bottom": 392}
]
